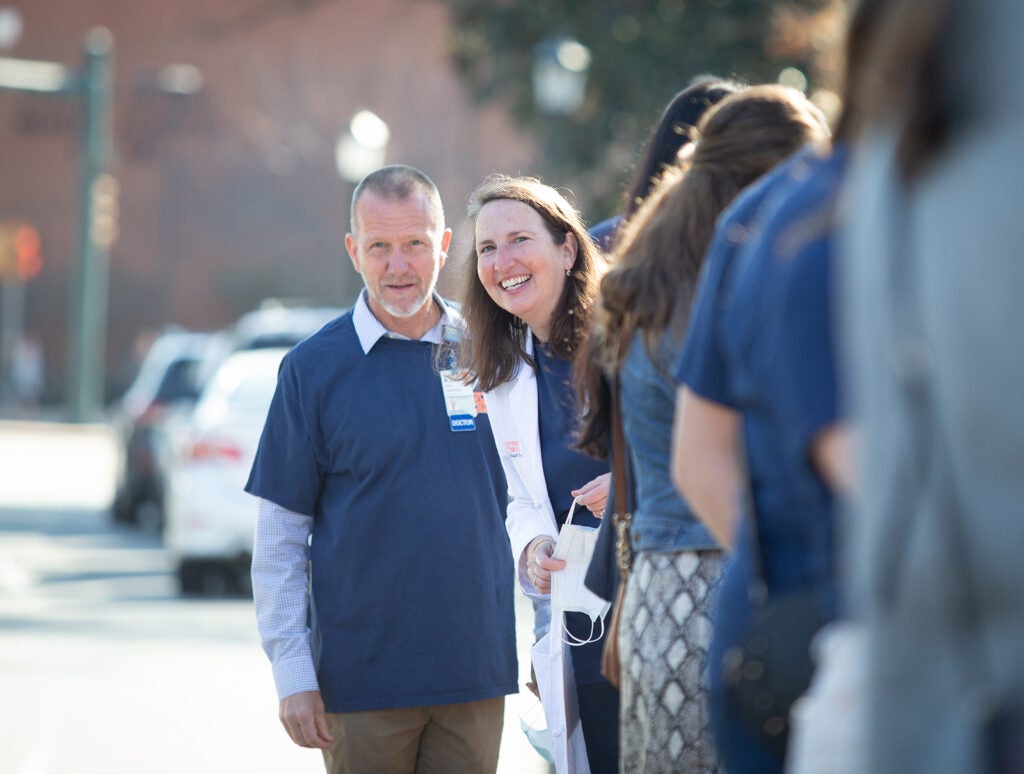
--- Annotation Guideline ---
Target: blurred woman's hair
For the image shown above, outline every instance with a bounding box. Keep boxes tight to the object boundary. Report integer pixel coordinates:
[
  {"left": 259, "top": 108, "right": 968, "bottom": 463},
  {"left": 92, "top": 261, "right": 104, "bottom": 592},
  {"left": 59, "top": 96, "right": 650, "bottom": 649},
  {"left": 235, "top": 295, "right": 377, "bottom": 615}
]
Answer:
[
  {"left": 577, "top": 85, "right": 831, "bottom": 458},
  {"left": 850, "top": 0, "right": 955, "bottom": 179},
  {"left": 768, "top": 0, "right": 893, "bottom": 263},
  {"left": 618, "top": 77, "right": 743, "bottom": 220},
  {"left": 458, "top": 175, "right": 607, "bottom": 392}
]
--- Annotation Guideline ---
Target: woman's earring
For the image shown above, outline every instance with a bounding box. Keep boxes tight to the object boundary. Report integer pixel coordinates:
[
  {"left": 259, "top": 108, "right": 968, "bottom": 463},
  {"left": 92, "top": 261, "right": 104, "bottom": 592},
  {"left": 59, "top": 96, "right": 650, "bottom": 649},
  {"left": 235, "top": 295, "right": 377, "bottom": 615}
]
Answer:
[{"left": 566, "top": 268, "right": 571, "bottom": 277}]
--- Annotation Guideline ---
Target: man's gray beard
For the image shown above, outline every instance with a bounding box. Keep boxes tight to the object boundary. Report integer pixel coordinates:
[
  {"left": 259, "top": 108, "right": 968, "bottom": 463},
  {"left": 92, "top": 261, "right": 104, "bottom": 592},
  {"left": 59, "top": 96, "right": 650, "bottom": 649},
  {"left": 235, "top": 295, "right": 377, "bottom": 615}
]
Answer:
[
  {"left": 374, "top": 267, "right": 440, "bottom": 319},
  {"left": 378, "top": 292, "right": 428, "bottom": 319},
  {"left": 375, "top": 282, "right": 437, "bottom": 319}
]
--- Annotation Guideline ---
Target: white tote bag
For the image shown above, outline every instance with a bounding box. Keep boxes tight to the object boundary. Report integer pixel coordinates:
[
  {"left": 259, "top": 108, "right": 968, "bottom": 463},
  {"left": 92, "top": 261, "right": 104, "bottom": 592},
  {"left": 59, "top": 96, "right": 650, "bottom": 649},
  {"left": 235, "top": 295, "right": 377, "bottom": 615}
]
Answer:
[
  {"left": 531, "top": 600, "right": 591, "bottom": 773},
  {"left": 786, "top": 620, "right": 868, "bottom": 774}
]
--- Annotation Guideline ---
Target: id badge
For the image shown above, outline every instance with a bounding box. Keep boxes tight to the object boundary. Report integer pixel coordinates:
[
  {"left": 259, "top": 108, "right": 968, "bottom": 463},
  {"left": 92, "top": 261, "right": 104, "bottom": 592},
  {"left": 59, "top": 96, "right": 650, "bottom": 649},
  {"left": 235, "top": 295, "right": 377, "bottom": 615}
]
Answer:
[{"left": 440, "top": 368, "right": 478, "bottom": 432}]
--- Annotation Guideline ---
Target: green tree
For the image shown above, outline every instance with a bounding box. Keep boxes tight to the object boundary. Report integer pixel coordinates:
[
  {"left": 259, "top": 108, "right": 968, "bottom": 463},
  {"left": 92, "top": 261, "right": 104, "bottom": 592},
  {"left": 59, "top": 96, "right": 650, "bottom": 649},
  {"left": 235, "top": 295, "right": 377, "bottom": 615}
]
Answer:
[{"left": 442, "top": 0, "right": 836, "bottom": 217}]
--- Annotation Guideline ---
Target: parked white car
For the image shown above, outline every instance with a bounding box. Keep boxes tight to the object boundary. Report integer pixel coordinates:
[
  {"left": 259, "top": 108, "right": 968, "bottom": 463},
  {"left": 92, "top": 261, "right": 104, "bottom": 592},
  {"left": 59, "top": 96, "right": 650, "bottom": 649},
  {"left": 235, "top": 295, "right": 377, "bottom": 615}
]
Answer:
[
  {"left": 163, "top": 347, "right": 288, "bottom": 595},
  {"left": 111, "top": 328, "right": 230, "bottom": 531}
]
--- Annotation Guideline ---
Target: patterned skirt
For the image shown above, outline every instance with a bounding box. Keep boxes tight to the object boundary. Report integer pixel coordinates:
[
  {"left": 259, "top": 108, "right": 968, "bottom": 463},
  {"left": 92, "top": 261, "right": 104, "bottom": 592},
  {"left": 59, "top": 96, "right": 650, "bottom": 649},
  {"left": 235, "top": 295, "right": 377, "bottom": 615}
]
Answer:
[{"left": 619, "top": 549, "right": 724, "bottom": 773}]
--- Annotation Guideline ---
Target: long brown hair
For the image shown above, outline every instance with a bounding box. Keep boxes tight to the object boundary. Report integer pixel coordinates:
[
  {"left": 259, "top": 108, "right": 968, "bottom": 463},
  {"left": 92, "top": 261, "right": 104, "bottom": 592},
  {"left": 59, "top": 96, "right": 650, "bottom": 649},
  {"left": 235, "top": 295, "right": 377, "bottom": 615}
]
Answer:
[
  {"left": 458, "top": 175, "right": 607, "bottom": 392},
  {"left": 831, "top": 0, "right": 887, "bottom": 143},
  {"left": 577, "top": 85, "right": 831, "bottom": 458},
  {"left": 765, "top": 0, "right": 890, "bottom": 269},
  {"left": 852, "top": 0, "right": 955, "bottom": 179},
  {"left": 618, "top": 78, "right": 741, "bottom": 221}
]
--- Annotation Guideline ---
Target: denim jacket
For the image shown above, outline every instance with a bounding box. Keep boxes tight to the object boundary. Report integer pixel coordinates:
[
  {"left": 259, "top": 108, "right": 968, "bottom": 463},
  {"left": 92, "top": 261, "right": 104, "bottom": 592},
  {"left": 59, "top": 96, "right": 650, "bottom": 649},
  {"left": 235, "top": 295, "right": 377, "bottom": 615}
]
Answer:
[{"left": 620, "top": 329, "right": 720, "bottom": 553}]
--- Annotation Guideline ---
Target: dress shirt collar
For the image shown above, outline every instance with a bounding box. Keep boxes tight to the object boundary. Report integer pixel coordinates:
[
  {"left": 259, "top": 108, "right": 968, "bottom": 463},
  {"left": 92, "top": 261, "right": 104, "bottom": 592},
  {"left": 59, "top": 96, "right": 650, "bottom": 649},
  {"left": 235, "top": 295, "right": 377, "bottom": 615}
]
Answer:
[{"left": 352, "top": 288, "right": 461, "bottom": 354}]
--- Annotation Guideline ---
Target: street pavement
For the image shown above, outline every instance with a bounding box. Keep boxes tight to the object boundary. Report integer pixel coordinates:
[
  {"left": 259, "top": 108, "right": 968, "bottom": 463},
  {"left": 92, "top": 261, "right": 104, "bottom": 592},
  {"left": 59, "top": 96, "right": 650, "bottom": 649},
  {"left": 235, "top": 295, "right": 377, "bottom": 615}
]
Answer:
[{"left": 0, "top": 420, "right": 550, "bottom": 774}]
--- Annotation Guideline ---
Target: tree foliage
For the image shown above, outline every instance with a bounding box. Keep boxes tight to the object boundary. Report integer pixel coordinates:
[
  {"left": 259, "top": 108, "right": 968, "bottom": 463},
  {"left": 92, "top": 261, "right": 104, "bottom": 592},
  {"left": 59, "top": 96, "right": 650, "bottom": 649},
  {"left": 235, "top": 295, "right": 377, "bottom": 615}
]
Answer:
[{"left": 441, "top": 0, "right": 839, "bottom": 217}]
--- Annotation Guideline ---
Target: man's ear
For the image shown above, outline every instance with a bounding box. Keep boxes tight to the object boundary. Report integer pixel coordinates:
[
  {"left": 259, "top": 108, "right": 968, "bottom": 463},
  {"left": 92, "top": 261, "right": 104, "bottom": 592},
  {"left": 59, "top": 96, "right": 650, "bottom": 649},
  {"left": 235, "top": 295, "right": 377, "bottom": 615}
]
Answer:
[{"left": 345, "top": 233, "right": 361, "bottom": 273}]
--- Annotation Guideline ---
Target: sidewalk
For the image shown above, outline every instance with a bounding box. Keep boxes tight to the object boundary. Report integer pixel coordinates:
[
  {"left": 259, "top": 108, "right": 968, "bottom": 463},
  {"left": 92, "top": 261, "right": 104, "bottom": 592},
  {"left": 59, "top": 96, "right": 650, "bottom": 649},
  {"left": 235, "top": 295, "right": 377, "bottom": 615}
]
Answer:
[
  {"left": 0, "top": 419, "right": 118, "bottom": 510},
  {"left": 0, "top": 419, "right": 552, "bottom": 773}
]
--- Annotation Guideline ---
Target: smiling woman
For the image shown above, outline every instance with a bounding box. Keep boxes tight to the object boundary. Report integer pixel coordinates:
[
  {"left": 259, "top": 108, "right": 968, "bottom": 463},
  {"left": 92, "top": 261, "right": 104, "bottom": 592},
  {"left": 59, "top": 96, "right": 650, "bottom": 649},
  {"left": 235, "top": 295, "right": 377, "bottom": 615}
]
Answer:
[
  {"left": 458, "top": 175, "right": 619, "bottom": 774},
  {"left": 474, "top": 198, "right": 577, "bottom": 342},
  {"left": 459, "top": 175, "right": 604, "bottom": 393}
]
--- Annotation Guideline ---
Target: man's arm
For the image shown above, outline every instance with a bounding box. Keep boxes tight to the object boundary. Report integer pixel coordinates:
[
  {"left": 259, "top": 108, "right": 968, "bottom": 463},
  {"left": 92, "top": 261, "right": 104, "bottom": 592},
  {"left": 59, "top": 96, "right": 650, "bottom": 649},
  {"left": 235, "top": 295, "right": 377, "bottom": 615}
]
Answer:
[{"left": 252, "top": 498, "right": 333, "bottom": 749}]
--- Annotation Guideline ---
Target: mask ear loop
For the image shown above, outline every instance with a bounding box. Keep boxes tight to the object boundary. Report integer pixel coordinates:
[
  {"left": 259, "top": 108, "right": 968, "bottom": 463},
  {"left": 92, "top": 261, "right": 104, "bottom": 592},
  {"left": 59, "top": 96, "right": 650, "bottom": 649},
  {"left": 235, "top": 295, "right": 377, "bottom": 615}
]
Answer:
[
  {"left": 559, "top": 496, "right": 605, "bottom": 645},
  {"left": 564, "top": 497, "right": 578, "bottom": 527},
  {"left": 562, "top": 614, "right": 605, "bottom": 646}
]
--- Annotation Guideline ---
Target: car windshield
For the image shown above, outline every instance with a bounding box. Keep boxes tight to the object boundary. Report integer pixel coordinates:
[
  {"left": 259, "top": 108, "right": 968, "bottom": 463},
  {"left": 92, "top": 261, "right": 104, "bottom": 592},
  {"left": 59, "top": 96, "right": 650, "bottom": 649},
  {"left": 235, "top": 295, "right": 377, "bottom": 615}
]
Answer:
[
  {"left": 193, "top": 351, "right": 286, "bottom": 426},
  {"left": 154, "top": 358, "right": 201, "bottom": 403},
  {"left": 122, "top": 332, "right": 210, "bottom": 414}
]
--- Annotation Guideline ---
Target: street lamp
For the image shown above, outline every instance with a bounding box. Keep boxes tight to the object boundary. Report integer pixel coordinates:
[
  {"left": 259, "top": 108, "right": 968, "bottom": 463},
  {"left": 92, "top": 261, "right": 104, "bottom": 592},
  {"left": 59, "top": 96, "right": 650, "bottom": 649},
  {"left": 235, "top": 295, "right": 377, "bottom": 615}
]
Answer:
[
  {"left": 334, "top": 109, "right": 390, "bottom": 183},
  {"left": 531, "top": 36, "right": 591, "bottom": 116},
  {"left": 0, "top": 7, "right": 22, "bottom": 50},
  {"left": 155, "top": 63, "right": 204, "bottom": 96}
]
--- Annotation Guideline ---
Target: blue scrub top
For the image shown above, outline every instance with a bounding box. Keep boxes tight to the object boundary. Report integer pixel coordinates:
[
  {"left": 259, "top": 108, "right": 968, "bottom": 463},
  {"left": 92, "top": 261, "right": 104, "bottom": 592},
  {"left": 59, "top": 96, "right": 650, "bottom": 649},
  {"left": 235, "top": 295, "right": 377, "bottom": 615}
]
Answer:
[
  {"left": 676, "top": 147, "right": 847, "bottom": 594},
  {"left": 534, "top": 337, "right": 610, "bottom": 685},
  {"left": 676, "top": 145, "right": 847, "bottom": 773},
  {"left": 246, "top": 312, "right": 518, "bottom": 713},
  {"left": 589, "top": 215, "right": 622, "bottom": 252}
]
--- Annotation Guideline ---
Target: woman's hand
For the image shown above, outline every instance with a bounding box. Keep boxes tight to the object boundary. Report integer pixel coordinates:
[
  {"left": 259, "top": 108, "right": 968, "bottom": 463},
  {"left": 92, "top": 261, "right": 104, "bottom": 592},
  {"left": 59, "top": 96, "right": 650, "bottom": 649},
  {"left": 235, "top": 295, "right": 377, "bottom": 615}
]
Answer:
[
  {"left": 572, "top": 472, "right": 611, "bottom": 518},
  {"left": 525, "top": 535, "right": 565, "bottom": 594}
]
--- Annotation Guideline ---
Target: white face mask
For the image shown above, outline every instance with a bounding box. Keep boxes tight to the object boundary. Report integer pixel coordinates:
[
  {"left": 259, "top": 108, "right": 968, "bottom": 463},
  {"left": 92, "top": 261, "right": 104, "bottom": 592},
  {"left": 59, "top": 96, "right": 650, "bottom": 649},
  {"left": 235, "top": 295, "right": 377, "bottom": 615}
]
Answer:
[{"left": 551, "top": 498, "right": 611, "bottom": 644}]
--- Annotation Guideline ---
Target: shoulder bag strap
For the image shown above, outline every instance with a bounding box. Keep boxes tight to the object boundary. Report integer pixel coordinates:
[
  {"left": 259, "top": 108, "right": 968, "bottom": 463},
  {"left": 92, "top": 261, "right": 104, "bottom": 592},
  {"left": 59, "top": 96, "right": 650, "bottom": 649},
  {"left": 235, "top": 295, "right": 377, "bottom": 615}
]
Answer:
[{"left": 610, "top": 339, "right": 634, "bottom": 577}]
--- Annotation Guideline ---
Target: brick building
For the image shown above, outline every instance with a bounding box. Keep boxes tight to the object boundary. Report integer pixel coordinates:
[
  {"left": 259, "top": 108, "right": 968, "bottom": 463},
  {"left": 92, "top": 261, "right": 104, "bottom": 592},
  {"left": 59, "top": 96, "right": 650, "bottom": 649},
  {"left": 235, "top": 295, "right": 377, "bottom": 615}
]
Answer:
[{"left": 0, "top": 0, "right": 535, "bottom": 404}]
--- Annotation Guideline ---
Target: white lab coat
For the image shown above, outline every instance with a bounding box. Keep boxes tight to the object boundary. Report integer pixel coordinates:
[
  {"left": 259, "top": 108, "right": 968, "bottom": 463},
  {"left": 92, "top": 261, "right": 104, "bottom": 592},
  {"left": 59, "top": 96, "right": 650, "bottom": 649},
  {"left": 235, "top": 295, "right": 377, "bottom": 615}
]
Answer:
[{"left": 485, "top": 336, "right": 591, "bottom": 774}]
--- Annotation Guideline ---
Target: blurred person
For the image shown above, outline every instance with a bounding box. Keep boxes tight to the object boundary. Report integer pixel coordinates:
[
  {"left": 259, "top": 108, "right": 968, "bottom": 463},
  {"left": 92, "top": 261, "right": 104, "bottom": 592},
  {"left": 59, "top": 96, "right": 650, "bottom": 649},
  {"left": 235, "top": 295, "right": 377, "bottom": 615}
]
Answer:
[
  {"left": 246, "top": 165, "right": 518, "bottom": 774},
  {"left": 729, "top": 5, "right": 894, "bottom": 771},
  {"left": 666, "top": 87, "right": 838, "bottom": 770},
  {"left": 458, "top": 175, "right": 616, "bottom": 773},
  {"left": 577, "top": 85, "right": 831, "bottom": 773},
  {"left": 589, "top": 77, "right": 741, "bottom": 252},
  {"left": 11, "top": 333, "right": 44, "bottom": 415},
  {"left": 839, "top": 0, "right": 1024, "bottom": 771},
  {"left": 581, "top": 78, "right": 740, "bottom": 631}
]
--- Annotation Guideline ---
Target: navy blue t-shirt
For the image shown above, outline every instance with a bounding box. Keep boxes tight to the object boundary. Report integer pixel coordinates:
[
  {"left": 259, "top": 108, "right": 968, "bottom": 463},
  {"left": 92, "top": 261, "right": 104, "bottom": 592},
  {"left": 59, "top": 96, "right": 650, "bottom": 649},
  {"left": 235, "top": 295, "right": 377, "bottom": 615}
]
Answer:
[
  {"left": 534, "top": 337, "right": 609, "bottom": 685},
  {"left": 246, "top": 312, "right": 518, "bottom": 712},
  {"left": 676, "top": 147, "right": 845, "bottom": 594},
  {"left": 589, "top": 215, "right": 622, "bottom": 252},
  {"left": 676, "top": 147, "right": 846, "bottom": 771}
]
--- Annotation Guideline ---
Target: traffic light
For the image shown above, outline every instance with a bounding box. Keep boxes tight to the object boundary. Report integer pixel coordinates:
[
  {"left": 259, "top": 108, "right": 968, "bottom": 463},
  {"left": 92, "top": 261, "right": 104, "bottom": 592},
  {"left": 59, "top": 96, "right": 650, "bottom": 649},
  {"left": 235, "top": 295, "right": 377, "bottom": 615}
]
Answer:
[
  {"left": 0, "top": 220, "right": 42, "bottom": 282},
  {"left": 14, "top": 224, "right": 42, "bottom": 281}
]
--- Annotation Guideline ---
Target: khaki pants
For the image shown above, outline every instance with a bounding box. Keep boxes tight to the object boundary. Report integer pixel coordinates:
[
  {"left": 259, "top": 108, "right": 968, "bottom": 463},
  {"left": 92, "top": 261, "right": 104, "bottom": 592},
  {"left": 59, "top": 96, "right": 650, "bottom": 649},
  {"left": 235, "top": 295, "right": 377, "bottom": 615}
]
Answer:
[{"left": 322, "top": 696, "right": 504, "bottom": 774}]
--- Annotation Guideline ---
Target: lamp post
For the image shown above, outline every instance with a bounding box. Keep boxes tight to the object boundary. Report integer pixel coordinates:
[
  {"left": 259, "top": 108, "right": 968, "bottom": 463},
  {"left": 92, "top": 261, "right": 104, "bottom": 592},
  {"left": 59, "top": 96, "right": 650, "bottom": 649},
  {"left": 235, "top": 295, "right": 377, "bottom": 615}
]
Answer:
[
  {"left": 531, "top": 36, "right": 591, "bottom": 116},
  {"left": 69, "top": 28, "right": 115, "bottom": 423},
  {"left": 0, "top": 27, "right": 114, "bottom": 422},
  {"left": 0, "top": 30, "right": 203, "bottom": 421}
]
